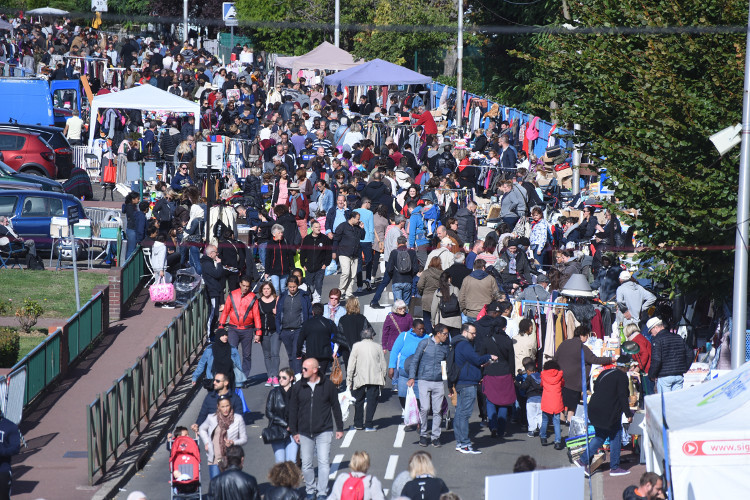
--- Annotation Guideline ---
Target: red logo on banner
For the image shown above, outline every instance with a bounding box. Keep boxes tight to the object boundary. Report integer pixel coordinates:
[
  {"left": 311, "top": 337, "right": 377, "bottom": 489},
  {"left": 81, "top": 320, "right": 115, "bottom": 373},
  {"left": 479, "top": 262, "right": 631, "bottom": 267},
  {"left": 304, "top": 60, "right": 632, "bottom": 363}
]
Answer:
[{"left": 682, "top": 441, "right": 700, "bottom": 456}]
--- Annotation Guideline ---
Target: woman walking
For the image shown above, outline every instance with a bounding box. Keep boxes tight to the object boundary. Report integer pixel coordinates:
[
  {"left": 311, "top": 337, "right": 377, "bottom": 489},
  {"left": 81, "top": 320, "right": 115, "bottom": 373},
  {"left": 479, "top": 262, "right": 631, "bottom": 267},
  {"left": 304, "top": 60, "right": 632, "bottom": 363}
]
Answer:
[
  {"left": 198, "top": 394, "right": 247, "bottom": 478},
  {"left": 327, "top": 451, "right": 385, "bottom": 499},
  {"left": 264, "top": 367, "right": 298, "bottom": 463},
  {"left": 476, "top": 319, "right": 517, "bottom": 440},
  {"left": 382, "top": 300, "right": 413, "bottom": 390},
  {"left": 430, "top": 272, "right": 462, "bottom": 338},
  {"left": 347, "top": 326, "right": 387, "bottom": 431},
  {"left": 416, "top": 256, "right": 443, "bottom": 335},
  {"left": 192, "top": 328, "right": 245, "bottom": 390},
  {"left": 259, "top": 282, "right": 281, "bottom": 387}
]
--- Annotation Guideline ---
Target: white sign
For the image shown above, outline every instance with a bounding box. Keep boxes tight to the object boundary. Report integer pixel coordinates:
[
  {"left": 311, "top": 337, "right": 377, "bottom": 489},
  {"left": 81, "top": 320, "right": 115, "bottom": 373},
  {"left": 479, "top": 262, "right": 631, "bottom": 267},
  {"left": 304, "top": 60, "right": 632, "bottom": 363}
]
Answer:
[
  {"left": 91, "top": 0, "right": 108, "bottom": 12},
  {"left": 196, "top": 142, "right": 224, "bottom": 171},
  {"left": 485, "top": 468, "right": 584, "bottom": 500},
  {"left": 223, "top": 2, "right": 238, "bottom": 25}
]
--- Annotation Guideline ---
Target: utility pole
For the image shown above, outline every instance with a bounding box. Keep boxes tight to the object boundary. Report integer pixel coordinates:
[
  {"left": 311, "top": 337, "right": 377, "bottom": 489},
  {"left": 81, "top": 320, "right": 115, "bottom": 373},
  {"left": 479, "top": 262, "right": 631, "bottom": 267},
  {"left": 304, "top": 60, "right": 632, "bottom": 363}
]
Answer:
[
  {"left": 334, "top": 0, "right": 340, "bottom": 47},
  {"left": 183, "top": 0, "right": 188, "bottom": 42},
  {"left": 731, "top": 5, "right": 750, "bottom": 369},
  {"left": 456, "top": 0, "right": 463, "bottom": 132}
]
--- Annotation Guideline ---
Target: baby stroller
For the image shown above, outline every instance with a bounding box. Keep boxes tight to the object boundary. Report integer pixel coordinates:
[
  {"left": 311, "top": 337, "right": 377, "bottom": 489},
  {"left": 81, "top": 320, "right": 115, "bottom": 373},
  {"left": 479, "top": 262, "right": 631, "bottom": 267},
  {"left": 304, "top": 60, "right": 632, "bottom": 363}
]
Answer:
[
  {"left": 174, "top": 268, "right": 202, "bottom": 306},
  {"left": 169, "top": 435, "right": 202, "bottom": 499}
]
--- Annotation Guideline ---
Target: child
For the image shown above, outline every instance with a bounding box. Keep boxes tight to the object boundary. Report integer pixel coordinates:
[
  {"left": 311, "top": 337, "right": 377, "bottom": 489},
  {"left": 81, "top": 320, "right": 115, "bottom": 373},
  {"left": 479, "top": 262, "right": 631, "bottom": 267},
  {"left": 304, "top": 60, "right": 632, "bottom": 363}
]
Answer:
[
  {"left": 166, "top": 426, "right": 191, "bottom": 453},
  {"left": 421, "top": 198, "right": 440, "bottom": 238},
  {"left": 518, "top": 357, "right": 543, "bottom": 437},
  {"left": 540, "top": 359, "right": 565, "bottom": 450}
]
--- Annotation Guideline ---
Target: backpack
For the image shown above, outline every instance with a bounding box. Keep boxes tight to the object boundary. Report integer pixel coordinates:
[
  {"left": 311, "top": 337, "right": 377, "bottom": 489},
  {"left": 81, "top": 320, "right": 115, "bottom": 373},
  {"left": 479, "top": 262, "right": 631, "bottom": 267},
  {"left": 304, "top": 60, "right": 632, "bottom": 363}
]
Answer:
[
  {"left": 395, "top": 248, "right": 412, "bottom": 274},
  {"left": 446, "top": 343, "right": 467, "bottom": 389},
  {"left": 439, "top": 292, "right": 461, "bottom": 318},
  {"left": 341, "top": 474, "right": 365, "bottom": 500}
]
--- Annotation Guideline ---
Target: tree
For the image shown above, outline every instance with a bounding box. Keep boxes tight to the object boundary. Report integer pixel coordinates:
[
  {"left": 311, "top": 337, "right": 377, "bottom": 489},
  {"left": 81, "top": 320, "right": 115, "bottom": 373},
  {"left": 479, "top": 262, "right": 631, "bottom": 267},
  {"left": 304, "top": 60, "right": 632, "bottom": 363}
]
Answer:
[{"left": 516, "top": 0, "right": 746, "bottom": 299}]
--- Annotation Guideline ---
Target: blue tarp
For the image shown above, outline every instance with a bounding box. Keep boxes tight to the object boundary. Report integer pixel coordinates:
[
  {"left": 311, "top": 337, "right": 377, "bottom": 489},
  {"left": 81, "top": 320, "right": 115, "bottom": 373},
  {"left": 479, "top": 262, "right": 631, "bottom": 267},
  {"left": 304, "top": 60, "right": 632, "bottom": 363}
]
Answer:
[{"left": 324, "top": 58, "right": 432, "bottom": 87}]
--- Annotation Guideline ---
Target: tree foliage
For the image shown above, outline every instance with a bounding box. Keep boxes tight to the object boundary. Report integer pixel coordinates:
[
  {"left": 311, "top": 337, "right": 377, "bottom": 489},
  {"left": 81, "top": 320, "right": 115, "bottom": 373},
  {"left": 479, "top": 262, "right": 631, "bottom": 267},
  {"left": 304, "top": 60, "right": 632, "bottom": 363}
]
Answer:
[{"left": 516, "top": 0, "right": 746, "bottom": 299}]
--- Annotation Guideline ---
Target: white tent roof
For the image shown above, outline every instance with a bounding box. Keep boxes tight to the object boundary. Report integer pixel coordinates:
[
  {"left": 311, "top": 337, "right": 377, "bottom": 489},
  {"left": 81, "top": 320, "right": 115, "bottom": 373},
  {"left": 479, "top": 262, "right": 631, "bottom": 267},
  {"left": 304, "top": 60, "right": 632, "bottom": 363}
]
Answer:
[
  {"left": 87, "top": 85, "right": 200, "bottom": 147},
  {"left": 275, "top": 42, "right": 363, "bottom": 77}
]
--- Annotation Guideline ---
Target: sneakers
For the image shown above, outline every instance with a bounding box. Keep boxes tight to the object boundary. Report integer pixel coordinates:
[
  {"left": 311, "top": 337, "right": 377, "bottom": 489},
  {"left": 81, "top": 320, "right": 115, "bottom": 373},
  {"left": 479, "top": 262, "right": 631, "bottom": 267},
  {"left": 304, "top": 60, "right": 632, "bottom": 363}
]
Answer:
[
  {"left": 369, "top": 302, "right": 384, "bottom": 309},
  {"left": 431, "top": 439, "right": 442, "bottom": 448},
  {"left": 265, "top": 378, "right": 272, "bottom": 387},
  {"left": 573, "top": 458, "right": 591, "bottom": 477},
  {"left": 364, "top": 279, "right": 372, "bottom": 291},
  {"left": 365, "top": 427, "right": 377, "bottom": 432},
  {"left": 161, "top": 303, "right": 175, "bottom": 309},
  {"left": 419, "top": 436, "right": 429, "bottom": 447},
  {"left": 353, "top": 425, "right": 364, "bottom": 431},
  {"left": 272, "top": 377, "right": 280, "bottom": 387},
  {"left": 356, "top": 287, "right": 364, "bottom": 294},
  {"left": 527, "top": 431, "right": 535, "bottom": 438},
  {"left": 609, "top": 468, "right": 631, "bottom": 477},
  {"left": 490, "top": 430, "right": 498, "bottom": 438},
  {"left": 554, "top": 441, "right": 565, "bottom": 450},
  {"left": 456, "top": 446, "right": 481, "bottom": 455},
  {"left": 540, "top": 437, "right": 549, "bottom": 446}
]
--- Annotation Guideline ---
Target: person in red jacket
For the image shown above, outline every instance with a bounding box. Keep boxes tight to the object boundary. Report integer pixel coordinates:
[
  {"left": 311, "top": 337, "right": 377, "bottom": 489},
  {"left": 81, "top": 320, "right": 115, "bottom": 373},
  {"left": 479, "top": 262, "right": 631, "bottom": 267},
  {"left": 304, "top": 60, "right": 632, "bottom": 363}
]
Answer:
[
  {"left": 411, "top": 105, "right": 437, "bottom": 142},
  {"left": 625, "top": 323, "right": 653, "bottom": 396},
  {"left": 219, "top": 276, "right": 262, "bottom": 383},
  {"left": 540, "top": 359, "right": 565, "bottom": 450}
]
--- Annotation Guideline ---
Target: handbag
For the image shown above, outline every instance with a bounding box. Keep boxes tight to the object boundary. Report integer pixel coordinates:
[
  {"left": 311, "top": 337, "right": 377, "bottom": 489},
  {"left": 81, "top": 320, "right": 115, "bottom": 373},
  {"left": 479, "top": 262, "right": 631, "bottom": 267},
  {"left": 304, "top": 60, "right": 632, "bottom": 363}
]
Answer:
[
  {"left": 102, "top": 157, "right": 117, "bottom": 184},
  {"left": 330, "top": 356, "right": 344, "bottom": 386},
  {"left": 261, "top": 424, "right": 288, "bottom": 444},
  {"left": 149, "top": 276, "right": 175, "bottom": 302},
  {"left": 513, "top": 216, "right": 531, "bottom": 238}
]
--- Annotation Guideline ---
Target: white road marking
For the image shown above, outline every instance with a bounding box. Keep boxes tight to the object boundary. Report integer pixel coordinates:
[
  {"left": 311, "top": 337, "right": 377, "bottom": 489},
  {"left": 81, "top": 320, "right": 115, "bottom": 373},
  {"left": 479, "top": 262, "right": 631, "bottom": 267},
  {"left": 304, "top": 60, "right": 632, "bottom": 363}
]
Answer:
[
  {"left": 341, "top": 428, "right": 356, "bottom": 448},
  {"left": 393, "top": 424, "right": 406, "bottom": 448},
  {"left": 384, "top": 489, "right": 389, "bottom": 496},
  {"left": 384, "top": 454, "right": 398, "bottom": 480},
  {"left": 329, "top": 453, "right": 345, "bottom": 479}
]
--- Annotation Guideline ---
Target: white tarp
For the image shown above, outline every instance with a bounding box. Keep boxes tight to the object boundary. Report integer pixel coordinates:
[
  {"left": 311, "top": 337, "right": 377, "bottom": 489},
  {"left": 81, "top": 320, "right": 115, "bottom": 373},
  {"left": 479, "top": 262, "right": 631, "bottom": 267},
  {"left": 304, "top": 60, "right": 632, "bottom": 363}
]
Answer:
[
  {"left": 86, "top": 85, "right": 200, "bottom": 148},
  {"left": 275, "top": 42, "right": 363, "bottom": 77},
  {"left": 645, "top": 361, "right": 750, "bottom": 499}
]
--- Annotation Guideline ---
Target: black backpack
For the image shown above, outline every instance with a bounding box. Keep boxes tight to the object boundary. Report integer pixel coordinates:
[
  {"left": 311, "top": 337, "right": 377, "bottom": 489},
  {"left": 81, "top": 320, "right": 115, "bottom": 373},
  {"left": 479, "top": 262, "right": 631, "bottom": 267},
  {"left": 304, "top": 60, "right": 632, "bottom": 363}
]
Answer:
[
  {"left": 395, "top": 249, "right": 412, "bottom": 274},
  {"left": 439, "top": 292, "right": 461, "bottom": 318},
  {"left": 446, "top": 343, "right": 467, "bottom": 389}
]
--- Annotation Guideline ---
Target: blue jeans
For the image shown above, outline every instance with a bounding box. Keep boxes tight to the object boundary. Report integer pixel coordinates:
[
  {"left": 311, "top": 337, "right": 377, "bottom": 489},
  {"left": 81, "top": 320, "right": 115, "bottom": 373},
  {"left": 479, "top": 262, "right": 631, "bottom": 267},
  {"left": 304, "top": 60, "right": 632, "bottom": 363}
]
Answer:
[
  {"left": 422, "top": 311, "right": 433, "bottom": 336},
  {"left": 188, "top": 246, "right": 202, "bottom": 275},
  {"left": 271, "top": 436, "right": 299, "bottom": 464},
  {"left": 372, "top": 271, "right": 391, "bottom": 304},
  {"left": 208, "top": 464, "right": 220, "bottom": 479},
  {"left": 280, "top": 328, "right": 301, "bottom": 374},
  {"left": 299, "top": 431, "right": 333, "bottom": 496},
  {"left": 540, "top": 412, "right": 561, "bottom": 443},
  {"left": 454, "top": 384, "right": 477, "bottom": 448},
  {"left": 270, "top": 274, "right": 288, "bottom": 295},
  {"left": 392, "top": 282, "right": 412, "bottom": 307},
  {"left": 462, "top": 313, "right": 477, "bottom": 324},
  {"left": 357, "top": 241, "right": 373, "bottom": 285},
  {"left": 486, "top": 402, "right": 510, "bottom": 436},
  {"left": 261, "top": 331, "right": 281, "bottom": 379},
  {"left": 581, "top": 426, "right": 623, "bottom": 470},
  {"left": 125, "top": 228, "right": 137, "bottom": 259},
  {"left": 657, "top": 375, "right": 683, "bottom": 393},
  {"left": 258, "top": 242, "right": 267, "bottom": 270}
]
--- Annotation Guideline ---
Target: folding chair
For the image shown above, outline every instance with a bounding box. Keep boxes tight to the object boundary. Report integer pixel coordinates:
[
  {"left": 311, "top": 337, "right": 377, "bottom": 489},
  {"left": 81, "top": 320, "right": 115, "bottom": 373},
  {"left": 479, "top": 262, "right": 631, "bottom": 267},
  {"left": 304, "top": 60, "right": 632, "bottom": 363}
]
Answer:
[
  {"left": 0, "top": 237, "right": 25, "bottom": 269},
  {"left": 84, "top": 153, "right": 100, "bottom": 183},
  {"left": 141, "top": 247, "right": 156, "bottom": 287}
]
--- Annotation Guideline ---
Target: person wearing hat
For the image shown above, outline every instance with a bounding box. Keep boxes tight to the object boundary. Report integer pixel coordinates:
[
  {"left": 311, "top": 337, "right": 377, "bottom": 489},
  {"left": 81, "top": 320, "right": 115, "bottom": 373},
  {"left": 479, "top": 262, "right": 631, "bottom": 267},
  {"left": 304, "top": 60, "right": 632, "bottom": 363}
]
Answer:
[
  {"left": 623, "top": 322, "right": 653, "bottom": 397},
  {"left": 574, "top": 354, "right": 634, "bottom": 477},
  {"left": 616, "top": 270, "right": 656, "bottom": 328},
  {"left": 516, "top": 274, "right": 551, "bottom": 303},
  {"left": 647, "top": 317, "right": 694, "bottom": 393},
  {"left": 286, "top": 182, "right": 309, "bottom": 241}
]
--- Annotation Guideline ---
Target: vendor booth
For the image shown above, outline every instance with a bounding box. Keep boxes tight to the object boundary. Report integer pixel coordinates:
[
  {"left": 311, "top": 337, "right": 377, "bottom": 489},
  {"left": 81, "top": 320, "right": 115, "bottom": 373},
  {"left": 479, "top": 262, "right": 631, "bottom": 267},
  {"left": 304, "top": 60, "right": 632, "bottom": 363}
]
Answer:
[
  {"left": 275, "top": 41, "right": 363, "bottom": 81},
  {"left": 645, "top": 361, "right": 750, "bottom": 499},
  {"left": 324, "top": 58, "right": 431, "bottom": 87},
  {"left": 86, "top": 85, "right": 200, "bottom": 148}
]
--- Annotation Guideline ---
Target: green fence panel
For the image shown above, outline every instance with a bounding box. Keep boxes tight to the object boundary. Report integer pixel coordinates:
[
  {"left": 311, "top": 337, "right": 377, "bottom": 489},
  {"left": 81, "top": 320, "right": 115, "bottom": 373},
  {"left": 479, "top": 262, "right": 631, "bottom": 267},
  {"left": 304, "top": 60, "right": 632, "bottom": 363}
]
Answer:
[
  {"left": 120, "top": 247, "right": 144, "bottom": 307},
  {"left": 67, "top": 292, "right": 104, "bottom": 364}
]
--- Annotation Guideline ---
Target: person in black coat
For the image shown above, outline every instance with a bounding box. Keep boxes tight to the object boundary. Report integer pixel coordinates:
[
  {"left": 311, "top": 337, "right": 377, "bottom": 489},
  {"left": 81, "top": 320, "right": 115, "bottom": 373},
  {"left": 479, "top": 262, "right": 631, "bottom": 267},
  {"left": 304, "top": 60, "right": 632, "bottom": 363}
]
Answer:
[
  {"left": 0, "top": 411, "right": 21, "bottom": 499},
  {"left": 218, "top": 229, "right": 248, "bottom": 292},
  {"left": 297, "top": 303, "right": 338, "bottom": 375},
  {"left": 578, "top": 206, "right": 599, "bottom": 241},
  {"left": 200, "top": 244, "right": 225, "bottom": 336},
  {"left": 446, "top": 253, "right": 472, "bottom": 289},
  {"left": 334, "top": 298, "right": 373, "bottom": 364},
  {"left": 243, "top": 169, "right": 263, "bottom": 209},
  {"left": 274, "top": 204, "right": 301, "bottom": 248},
  {"left": 264, "top": 368, "right": 297, "bottom": 463},
  {"left": 207, "top": 445, "right": 261, "bottom": 500}
]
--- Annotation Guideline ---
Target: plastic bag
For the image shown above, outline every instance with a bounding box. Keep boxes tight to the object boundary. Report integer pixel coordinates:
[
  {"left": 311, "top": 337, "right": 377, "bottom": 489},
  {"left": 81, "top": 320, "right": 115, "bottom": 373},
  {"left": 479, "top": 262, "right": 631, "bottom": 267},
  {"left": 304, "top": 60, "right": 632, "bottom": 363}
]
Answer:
[
  {"left": 338, "top": 389, "right": 354, "bottom": 421},
  {"left": 325, "top": 259, "right": 338, "bottom": 276},
  {"left": 404, "top": 387, "right": 420, "bottom": 426}
]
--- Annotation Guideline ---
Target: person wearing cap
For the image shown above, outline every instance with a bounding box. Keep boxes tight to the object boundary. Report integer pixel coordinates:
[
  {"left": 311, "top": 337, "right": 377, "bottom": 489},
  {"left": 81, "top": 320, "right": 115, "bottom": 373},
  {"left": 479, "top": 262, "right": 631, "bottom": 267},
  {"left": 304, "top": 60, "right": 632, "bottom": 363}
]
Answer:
[
  {"left": 574, "top": 355, "right": 634, "bottom": 477},
  {"left": 647, "top": 317, "right": 693, "bottom": 393},
  {"left": 286, "top": 182, "right": 309, "bottom": 241},
  {"left": 616, "top": 270, "right": 656, "bottom": 327},
  {"left": 554, "top": 326, "right": 616, "bottom": 425},
  {"left": 515, "top": 274, "right": 551, "bottom": 303}
]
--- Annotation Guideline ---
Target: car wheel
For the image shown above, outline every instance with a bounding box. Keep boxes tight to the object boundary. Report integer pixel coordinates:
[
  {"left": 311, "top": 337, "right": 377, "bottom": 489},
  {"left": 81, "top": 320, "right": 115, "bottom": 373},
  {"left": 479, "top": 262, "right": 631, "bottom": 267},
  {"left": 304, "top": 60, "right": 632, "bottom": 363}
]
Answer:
[{"left": 21, "top": 167, "right": 49, "bottom": 178}]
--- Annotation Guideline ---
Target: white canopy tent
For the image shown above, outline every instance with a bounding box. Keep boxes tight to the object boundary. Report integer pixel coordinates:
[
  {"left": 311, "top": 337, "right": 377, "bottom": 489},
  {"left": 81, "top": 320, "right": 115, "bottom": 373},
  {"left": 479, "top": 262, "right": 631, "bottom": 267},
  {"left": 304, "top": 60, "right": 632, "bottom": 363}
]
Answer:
[
  {"left": 87, "top": 85, "right": 200, "bottom": 148},
  {"left": 645, "top": 361, "right": 750, "bottom": 499}
]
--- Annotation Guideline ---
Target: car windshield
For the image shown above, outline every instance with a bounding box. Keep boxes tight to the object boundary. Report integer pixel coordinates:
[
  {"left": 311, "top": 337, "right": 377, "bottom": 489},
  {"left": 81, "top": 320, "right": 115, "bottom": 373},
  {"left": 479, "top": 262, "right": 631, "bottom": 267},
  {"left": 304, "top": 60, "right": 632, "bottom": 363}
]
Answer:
[{"left": 0, "top": 161, "right": 15, "bottom": 175}]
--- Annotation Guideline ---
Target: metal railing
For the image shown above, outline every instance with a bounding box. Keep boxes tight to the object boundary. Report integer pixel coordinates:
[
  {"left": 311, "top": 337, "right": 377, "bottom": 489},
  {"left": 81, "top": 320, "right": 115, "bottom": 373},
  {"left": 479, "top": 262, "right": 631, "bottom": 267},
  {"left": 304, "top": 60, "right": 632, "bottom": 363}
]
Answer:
[
  {"left": 87, "top": 288, "right": 207, "bottom": 484},
  {"left": 121, "top": 246, "right": 144, "bottom": 307},
  {"left": 9, "top": 290, "right": 106, "bottom": 407}
]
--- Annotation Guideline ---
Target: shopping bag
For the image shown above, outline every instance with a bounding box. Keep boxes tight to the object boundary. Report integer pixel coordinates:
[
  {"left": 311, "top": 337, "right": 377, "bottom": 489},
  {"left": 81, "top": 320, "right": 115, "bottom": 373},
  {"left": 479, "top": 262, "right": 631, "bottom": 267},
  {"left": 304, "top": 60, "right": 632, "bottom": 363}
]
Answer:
[
  {"left": 102, "top": 158, "right": 117, "bottom": 184},
  {"left": 338, "top": 388, "right": 354, "bottom": 421},
  {"left": 324, "top": 259, "right": 338, "bottom": 276},
  {"left": 330, "top": 356, "right": 344, "bottom": 386},
  {"left": 235, "top": 387, "right": 249, "bottom": 413},
  {"left": 404, "top": 387, "right": 420, "bottom": 426},
  {"left": 149, "top": 277, "right": 175, "bottom": 302},
  {"left": 294, "top": 253, "right": 306, "bottom": 277}
]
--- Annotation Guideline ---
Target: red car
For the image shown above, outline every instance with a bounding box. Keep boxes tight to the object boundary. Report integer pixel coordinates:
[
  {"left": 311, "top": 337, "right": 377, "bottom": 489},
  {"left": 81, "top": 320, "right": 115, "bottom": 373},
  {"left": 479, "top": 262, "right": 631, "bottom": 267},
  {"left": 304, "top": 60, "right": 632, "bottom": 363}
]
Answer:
[{"left": 0, "top": 130, "right": 57, "bottom": 178}]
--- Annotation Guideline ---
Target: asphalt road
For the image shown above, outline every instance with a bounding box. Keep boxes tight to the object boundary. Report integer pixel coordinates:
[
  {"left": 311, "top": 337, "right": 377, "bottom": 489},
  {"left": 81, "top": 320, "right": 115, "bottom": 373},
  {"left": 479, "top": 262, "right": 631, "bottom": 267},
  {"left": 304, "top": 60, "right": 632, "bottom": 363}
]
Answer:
[{"left": 116, "top": 261, "right": 574, "bottom": 500}]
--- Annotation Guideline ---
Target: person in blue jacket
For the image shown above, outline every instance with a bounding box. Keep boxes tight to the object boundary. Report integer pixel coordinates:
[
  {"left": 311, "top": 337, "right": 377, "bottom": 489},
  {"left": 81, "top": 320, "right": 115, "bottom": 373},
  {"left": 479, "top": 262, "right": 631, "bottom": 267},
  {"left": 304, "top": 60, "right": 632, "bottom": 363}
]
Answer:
[
  {"left": 407, "top": 201, "right": 429, "bottom": 267},
  {"left": 452, "top": 323, "right": 497, "bottom": 454},
  {"left": 388, "top": 319, "right": 427, "bottom": 414},
  {"left": 192, "top": 328, "right": 246, "bottom": 388},
  {"left": 275, "top": 277, "right": 312, "bottom": 374},
  {"left": 0, "top": 411, "right": 20, "bottom": 498}
]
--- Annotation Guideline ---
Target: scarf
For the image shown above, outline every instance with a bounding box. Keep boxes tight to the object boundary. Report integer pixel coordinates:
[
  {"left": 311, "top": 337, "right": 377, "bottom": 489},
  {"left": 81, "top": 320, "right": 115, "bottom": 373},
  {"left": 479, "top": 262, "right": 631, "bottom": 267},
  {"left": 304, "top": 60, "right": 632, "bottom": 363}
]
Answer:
[
  {"left": 216, "top": 407, "right": 235, "bottom": 470},
  {"left": 507, "top": 251, "right": 517, "bottom": 274},
  {"left": 211, "top": 340, "right": 233, "bottom": 383}
]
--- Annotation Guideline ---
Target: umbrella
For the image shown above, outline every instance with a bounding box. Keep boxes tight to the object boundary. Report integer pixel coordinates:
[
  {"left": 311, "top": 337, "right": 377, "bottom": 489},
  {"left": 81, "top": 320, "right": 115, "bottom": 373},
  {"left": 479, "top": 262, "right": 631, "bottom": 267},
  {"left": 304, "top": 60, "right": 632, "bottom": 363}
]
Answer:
[{"left": 27, "top": 7, "right": 69, "bottom": 16}]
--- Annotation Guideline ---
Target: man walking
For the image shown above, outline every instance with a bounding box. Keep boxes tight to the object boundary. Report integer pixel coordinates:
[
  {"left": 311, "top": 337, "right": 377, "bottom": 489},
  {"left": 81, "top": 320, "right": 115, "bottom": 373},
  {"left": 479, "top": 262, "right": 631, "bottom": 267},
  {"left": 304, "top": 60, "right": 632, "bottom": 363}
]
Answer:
[
  {"left": 452, "top": 324, "right": 497, "bottom": 454},
  {"left": 289, "top": 358, "right": 344, "bottom": 499},
  {"left": 332, "top": 210, "right": 365, "bottom": 299},
  {"left": 297, "top": 303, "right": 338, "bottom": 376},
  {"left": 275, "top": 276, "right": 312, "bottom": 374},
  {"left": 200, "top": 244, "right": 225, "bottom": 338},
  {"left": 408, "top": 324, "right": 450, "bottom": 447},
  {"left": 191, "top": 370, "right": 243, "bottom": 431},
  {"left": 386, "top": 236, "right": 419, "bottom": 307},
  {"left": 647, "top": 317, "right": 693, "bottom": 393},
  {"left": 207, "top": 445, "right": 261, "bottom": 500},
  {"left": 300, "top": 220, "right": 332, "bottom": 304},
  {"left": 219, "top": 277, "right": 262, "bottom": 382},
  {"left": 371, "top": 214, "right": 407, "bottom": 308},
  {"left": 459, "top": 259, "right": 502, "bottom": 324},
  {"left": 355, "top": 197, "right": 375, "bottom": 292}
]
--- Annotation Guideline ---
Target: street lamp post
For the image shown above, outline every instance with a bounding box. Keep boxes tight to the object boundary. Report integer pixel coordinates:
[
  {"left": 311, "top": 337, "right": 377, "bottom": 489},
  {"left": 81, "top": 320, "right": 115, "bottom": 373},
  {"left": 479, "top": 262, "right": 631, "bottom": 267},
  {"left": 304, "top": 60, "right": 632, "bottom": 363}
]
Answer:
[
  {"left": 456, "top": 0, "right": 463, "bottom": 132},
  {"left": 334, "top": 0, "right": 340, "bottom": 47},
  {"left": 183, "top": 0, "right": 188, "bottom": 42}
]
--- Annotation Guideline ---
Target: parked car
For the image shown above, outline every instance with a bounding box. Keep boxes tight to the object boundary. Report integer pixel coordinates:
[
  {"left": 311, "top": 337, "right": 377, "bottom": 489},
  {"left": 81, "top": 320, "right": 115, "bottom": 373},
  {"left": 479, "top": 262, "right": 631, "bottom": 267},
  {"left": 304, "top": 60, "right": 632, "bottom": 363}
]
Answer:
[
  {"left": 0, "top": 158, "right": 64, "bottom": 192},
  {"left": 0, "top": 124, "right": 73, "bottom": 178},
  {"left": 0, "top": 129, "right": 56, "bottom": 178},
  {"left": 0, "top": 190, "right": 87, "bottom": 251}
]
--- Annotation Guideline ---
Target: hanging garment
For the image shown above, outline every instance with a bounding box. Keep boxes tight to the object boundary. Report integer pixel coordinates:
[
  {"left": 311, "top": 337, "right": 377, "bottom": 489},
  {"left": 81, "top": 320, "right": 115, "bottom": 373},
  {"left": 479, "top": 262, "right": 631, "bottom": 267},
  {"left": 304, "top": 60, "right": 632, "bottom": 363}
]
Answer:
[{"left": 543, "top": 305, "right": 556, "bottom": 360}]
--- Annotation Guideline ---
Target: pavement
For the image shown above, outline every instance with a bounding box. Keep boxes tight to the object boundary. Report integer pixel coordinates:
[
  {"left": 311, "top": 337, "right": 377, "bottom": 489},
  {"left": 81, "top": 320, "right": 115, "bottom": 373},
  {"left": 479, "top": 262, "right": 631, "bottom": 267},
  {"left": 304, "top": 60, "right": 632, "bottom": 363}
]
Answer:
[{"left": 12, "top": 287, "right": 185, "bottom": 500}]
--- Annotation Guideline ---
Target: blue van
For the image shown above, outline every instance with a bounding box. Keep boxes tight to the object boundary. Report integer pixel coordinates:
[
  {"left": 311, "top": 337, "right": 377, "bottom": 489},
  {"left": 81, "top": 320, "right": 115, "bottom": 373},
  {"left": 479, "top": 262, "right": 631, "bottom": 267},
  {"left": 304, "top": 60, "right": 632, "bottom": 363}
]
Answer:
[{"left": 0, "top": 78, "right": 55, "bottom": 126}]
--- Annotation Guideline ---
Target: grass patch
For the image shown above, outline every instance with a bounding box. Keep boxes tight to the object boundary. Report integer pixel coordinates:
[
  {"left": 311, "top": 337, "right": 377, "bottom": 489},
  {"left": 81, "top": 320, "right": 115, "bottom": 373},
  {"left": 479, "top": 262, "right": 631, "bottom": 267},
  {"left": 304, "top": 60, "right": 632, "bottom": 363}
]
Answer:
[
  {"left": 18, "top": 333, "right": 47, "bottom": 362},
  {"left": 0, "top": 270, "right": 109, "bottom": 319}
]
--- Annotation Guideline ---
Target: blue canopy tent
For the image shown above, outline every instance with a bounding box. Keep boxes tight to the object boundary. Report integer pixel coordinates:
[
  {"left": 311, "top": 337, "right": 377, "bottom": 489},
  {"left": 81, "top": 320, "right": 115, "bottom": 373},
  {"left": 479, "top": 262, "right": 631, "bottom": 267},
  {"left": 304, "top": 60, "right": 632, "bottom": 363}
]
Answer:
[{"left": 324, "top": 58, "right": 431, "bottom": 87}]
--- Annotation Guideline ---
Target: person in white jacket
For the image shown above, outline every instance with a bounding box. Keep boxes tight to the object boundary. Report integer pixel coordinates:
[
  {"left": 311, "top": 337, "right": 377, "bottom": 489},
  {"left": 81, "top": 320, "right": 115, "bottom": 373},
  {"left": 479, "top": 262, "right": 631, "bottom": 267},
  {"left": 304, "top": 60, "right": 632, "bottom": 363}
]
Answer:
[
  {"left": 346, "top": 326, "right": 387, "bottom": 431},
  {"left": 198, "top": 395, "right": 248, "bottom": 479},
  {"left": 327, "top": 450, "right": 385, "bottom": 500}
]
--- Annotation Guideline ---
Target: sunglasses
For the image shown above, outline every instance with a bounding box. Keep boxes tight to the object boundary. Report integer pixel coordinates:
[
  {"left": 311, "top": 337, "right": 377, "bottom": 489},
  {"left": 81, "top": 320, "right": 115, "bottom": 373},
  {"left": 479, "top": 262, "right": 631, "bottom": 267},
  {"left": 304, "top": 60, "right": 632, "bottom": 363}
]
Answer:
[
  {"left": 329, "top": 297, "right": 339, "bottom": 301},
  {"left": 301, "top": 367, "right": 313, "bottom": 372},
  {"left": 279, "top": 376, "right": 289, "bottom": 381},
  {"left": 213, "top": 378, "right": 224, "bottom": 383}
]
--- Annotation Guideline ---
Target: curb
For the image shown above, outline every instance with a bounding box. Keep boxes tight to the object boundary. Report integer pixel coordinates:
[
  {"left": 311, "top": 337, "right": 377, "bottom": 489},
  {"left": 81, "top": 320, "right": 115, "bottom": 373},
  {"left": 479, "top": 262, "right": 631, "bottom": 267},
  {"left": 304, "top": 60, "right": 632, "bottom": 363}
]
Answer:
[{"left": 91, "top": 350, "right": 204, "bottom": 500}]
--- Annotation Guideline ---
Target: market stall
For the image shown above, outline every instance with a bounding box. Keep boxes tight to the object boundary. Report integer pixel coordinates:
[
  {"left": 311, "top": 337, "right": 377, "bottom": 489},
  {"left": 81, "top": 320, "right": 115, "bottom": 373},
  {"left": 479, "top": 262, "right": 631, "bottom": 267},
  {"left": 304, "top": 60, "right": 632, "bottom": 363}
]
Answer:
[
  {"left": 275, "top": 41, "right": 363, "bottom": 85},
  {"left": 645, "top": 361, "right": 750, "bottom": 499},
  {"left": 324, "top": 58, "right": 431, "bottom": 87},
  {"left": 86, "top": 85, "right": 200, "bottom": 149}
]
